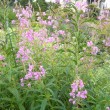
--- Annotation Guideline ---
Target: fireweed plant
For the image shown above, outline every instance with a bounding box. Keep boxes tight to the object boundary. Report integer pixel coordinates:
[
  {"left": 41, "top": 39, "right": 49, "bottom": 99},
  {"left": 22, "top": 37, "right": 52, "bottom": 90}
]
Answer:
[{"left": 1, "top": 0, "right": 110, "bottom": 110}]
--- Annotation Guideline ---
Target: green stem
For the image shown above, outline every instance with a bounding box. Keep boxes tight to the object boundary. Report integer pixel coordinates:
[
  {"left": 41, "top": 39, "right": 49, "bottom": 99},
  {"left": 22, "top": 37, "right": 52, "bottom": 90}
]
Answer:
[
  {"left": 6, "top": 18, "right": 17, "bottom": 66},
  {"left": 75, "top": 12, "right": 80, "bottom": 76}
]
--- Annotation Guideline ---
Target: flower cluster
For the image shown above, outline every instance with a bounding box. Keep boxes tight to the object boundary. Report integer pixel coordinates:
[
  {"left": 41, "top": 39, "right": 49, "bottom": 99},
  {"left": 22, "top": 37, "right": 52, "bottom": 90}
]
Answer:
[
  {"left": 37, "top": 13, "right": 66, "bottom": 35},
  {"left": 75, "top": 1, "right": 88, "bottom": 12},
  {"left": 13, "top": 6, "right": 33, "bottom": 62},
  {"left": 36, "top": 12, "right": 67, "bottom": 49},
  {"left": 98, "top": 9, "right": 110, "bottom": 21},
  {"left": 22, "top": 29, "right": 35, "bottom": 42},
  {"left": 37, "top": 13, "right": 54, "bottom": 26},
  {"left": 20, "top": 64, "right": 46, "bottom": 87},
  {"left": 13, "top": 6, "right": 32, "bottom": 28},
  {"left": 91, "top": 46, "right": 99, "bottom": 55},
  {"left": 14, "top": 6, "right": 60, "bottom": 64},
  {"left": 16, "top": 46, "right": 31, "bottom": 62},
  {"left": 87, "top": 41, "right": 99, "bottom": 55},
  {"left": 69, "top": 79, "right": 87, "bottom": 105}
]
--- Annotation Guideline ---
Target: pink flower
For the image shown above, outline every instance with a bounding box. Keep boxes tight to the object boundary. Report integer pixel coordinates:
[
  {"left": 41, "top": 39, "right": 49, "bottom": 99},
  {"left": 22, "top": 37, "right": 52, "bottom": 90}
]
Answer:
[
  {"left": 0, "top": 55, "right": 5, "bottom": 61},
  {"left": 45, "top": 37, "right": 55, "bottom": 43},
  {"left": 24, "top": 72, "right": 33, "bottom": 80},
  {"left": 56, "top": 0, "right": 60, "bottom": 3},
  {"left": 22, "top": 6, "right": 32, "bottom": 18},
  {"left": 80, "top": 57, "right": 84, "bottom": 61},
  {"left": 42, "top": 12, "right": 46, "bottom": 16},
  {"left": 28, "top": 64, "right": 34, "bottom": 72},
  {"left": 91, "top": 46, "right": 99, "bottom": 55},
  {"left": 71, "top": 82, "right": 78, "bottom": 92},
  {"left": 39, "top": 66, "right": 46, "bottom": 76},
  {"left": 22, "top": 29, "right": 34, "bottom": 42},
  {"left": 69, "top": 98, "right": 73, "bottom": 103},
  {"left": 65, "top": 0, "right": 70, "bottom": 3},
  {"left": 47, "top": 21, "right": 53, "bottom": 26},
  {"left": 97, "top": 15, "right": 105, "bottom": 20},
  {"left": 40, "top": 20, "right": 47, "bottom": 25},
  {"left": 72, "top": 101, "right": 76, "bottom": 104},
  {"left": 69, "top": 92, "right": 75, "bottom": 98},
  {"left": 53, "top": 44, "right": 59, "bottom": 50},
  {"left": 77, "top": 90, "right": 87, "bottom": 99},
  {"left": 48, "top": 16, "right": 52, "bottom": 20},
  {"left": 27, "top": 83, "right": 31, "bottom": 87},
  {"left": 75, "top": 1, "right": 88, "bottom": 12},
  {"left": 69, "top": 79, "right": 87, "bottom": 105},
  {"left": 58, "top": 30, "right": 65, "bottom": 36},
  {"left": 37, "top": 17, "right": 41, "bottom": 21},
  {"left": 20, "top": 65, "right": 46, "bottom": 86},
  {"left": 11, "top": 20, "right": 16, "bottom": 24},
  {"left": 65, "top": 19, "right": 70, "bottom": 23},
  {"left": 87, "top": 41, "right": 93, "bottom": 47},
  {"left": 19, "top": 18, "right": 30, "bottom": 28},
  {"left": 79, "top": 79, "right": 84, "bottom": 89},
  {"left": 20, "top": 78, "right": 24, "bottom": 83},
  {"left": 21, "top": 83, "right": 24, "bottom": 87},
  {"left": 16, "top": 46, "right": 31, "bottom": 62},
  {"left": 34, "top": 72, "right": 41, "bottom": 80},
  {"left": 13, "top": 6, "right": 32, "bottom": 28}
]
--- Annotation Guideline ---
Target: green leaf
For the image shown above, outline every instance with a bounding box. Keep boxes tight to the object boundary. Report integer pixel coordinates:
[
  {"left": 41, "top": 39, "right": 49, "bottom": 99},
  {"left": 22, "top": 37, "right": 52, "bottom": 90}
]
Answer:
[
  {"left": 8, "top": 87, "right": 25, "bottom": 110},
  {"left": 40, "top": 99, "right": 47, "bottom": 110},
  {"left": 46, "top": 88, "right": 56, "bottom": 98},
  {"left": 18, "top": 104, "right": 25, "bottom": 110},
  {"left": 50, "top": 98, "right": 66, "bottom": 110},
  {"left": 30, "top": 101, "right": 35, "bottom": 110},
  {"left": 1, "top": 97, "right": 12, "bottom": 102},
  {"left": 0, "top": 81, "right": 6, "bottom": 85},
  {"left": 8, "top": 88, "right": 20, "bottom": 102}
]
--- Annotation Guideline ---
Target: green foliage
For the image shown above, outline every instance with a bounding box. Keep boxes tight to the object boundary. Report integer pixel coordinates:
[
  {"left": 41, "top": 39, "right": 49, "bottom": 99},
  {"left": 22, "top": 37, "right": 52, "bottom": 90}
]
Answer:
[
  {"left": 19, "top": 0, "right": 48, "bottom": 11},
  {"left": 1, "top": 1, "right": 110, "bottom": 110},
  {"left": 32, "top": 0, "right": 48, "bottom": 11},
  {"left": 0, "top": 7, "right": 16, "bottom": 29},
  {"left": 87, "top": 4, "right": 100, "bottom": 19}
]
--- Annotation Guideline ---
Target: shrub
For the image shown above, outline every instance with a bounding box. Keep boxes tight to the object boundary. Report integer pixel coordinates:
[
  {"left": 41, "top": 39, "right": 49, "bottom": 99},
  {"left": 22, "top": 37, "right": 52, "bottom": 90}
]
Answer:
[{"left": 1, "top": 1, "right": 110, "bottom": 110}]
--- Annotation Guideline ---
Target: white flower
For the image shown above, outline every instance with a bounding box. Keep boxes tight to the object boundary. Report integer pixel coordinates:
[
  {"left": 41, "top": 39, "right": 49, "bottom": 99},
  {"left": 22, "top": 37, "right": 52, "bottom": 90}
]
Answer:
[
  {"left": 45, "top": 0, "right": 56, "bottom": 3},
  {"left": 14, "top": 0, "right": 18, "bottom": 3},
  {"left": 32, "top": 0, "right": 37, "bottom": 2},
  {"left": 45, "top": 0, "right": 51, "bottom": 2}
]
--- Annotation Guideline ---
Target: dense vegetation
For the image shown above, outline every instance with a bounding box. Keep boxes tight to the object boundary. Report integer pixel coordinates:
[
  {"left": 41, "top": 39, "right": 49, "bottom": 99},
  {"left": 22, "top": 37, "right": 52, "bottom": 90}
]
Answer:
[{"left": 0, "top": 0, "right": 110, "bottom": 110}]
